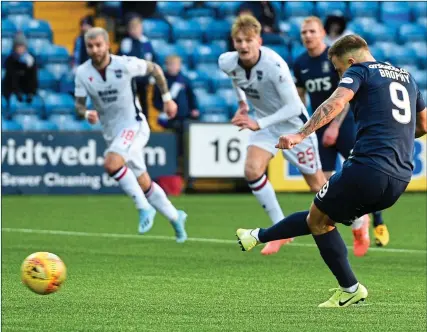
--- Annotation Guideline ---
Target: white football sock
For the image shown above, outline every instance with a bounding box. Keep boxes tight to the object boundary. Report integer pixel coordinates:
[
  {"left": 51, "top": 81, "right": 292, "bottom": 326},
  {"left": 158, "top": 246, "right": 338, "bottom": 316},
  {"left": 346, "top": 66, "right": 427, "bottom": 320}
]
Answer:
[
  {"left": 248, "top": 174, "right": 285, "bottom": 224},
  {"left": 112, "top": 166, "right": 150, "bottom": 210},
  {"left": 342, "top": 283, "right": 359, "bottom": 293},
  {"left": 146, "top": 182, "right": 179, "bottom": 222},
  {"left": 351, "top": 216, "right": 365, "bottom": 230}
]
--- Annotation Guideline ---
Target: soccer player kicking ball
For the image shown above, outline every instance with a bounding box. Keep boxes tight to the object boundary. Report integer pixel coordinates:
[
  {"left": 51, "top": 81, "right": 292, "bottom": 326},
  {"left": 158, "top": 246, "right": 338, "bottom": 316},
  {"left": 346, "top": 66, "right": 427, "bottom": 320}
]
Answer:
[
  {"left": 293, "top": 16, "right": 389, "bottom": 256},
  {"left": 219, "top": 15, "right": 326, "bottom": 255},
  {"left": 74, "top": 28, "right": 188, "bottom": 242},
  {"left": 236, "top": 35, "right": 427, "bottom": 307}
]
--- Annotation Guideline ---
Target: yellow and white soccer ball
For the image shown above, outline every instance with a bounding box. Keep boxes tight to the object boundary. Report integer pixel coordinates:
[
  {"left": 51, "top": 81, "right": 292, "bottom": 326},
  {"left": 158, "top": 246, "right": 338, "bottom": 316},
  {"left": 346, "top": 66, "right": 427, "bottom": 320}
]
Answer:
[{"left": 21, "top": 252, "right": 67, "bottom": 295}]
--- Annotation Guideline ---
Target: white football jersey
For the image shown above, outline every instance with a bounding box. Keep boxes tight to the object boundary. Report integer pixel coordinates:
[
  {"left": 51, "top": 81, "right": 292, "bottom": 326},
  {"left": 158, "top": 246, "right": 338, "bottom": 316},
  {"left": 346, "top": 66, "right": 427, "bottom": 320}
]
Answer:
[
  {"left": 74, "top": 55, "right": 148, "bottom": 141},
  {"left": 218, "top": 46, "right": 309, "bottom": 133}
]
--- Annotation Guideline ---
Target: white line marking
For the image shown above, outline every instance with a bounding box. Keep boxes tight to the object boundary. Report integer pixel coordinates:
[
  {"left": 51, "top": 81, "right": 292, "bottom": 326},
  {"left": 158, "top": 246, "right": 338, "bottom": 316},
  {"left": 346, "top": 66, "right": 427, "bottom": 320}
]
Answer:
[{"left": 2, "top": 227, "right": 426, "bottom": 254}]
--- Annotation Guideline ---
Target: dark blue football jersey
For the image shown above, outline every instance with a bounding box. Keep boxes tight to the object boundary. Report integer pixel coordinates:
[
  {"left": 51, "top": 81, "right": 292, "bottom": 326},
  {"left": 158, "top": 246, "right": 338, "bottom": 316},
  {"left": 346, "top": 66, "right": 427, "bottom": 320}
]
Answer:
[
  {"left": 338, "top": 62, "right": 426, "bottom": 182},
  {"left": 293, "top": 47, "right": 341, "bottom": 112}
]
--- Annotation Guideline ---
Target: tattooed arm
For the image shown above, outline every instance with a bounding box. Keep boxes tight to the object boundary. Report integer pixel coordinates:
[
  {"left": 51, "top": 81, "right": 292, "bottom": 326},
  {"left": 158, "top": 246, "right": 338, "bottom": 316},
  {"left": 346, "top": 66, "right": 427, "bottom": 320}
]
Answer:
[
  {"left": 298, "top": 87, "right": 355, "bottom": 139},
  {"left": 145, "top": 61, "right": 170, "bottom": 98},
  {"left": 75, "top": 96, "right": 87, "bottom": 118}
]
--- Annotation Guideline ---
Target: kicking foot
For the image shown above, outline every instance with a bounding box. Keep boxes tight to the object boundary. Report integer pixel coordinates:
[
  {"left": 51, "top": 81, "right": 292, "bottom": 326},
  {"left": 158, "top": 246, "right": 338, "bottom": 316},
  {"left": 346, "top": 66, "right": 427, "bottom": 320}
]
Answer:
[
  {"left": 352, "top": 215, "right": 370, "bottom": 257},
  {"left": 171, "top": 210, "right": 188, "bottom": 243}
]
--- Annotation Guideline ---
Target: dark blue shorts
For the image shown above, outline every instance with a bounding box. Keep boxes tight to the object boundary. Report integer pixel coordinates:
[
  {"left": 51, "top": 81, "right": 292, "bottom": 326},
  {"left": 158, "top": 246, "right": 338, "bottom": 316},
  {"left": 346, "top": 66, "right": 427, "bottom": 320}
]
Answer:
[
  {"left": 316, "top": 112, "right": 356, "bottom": 171},
  {"left": 313, "top": 160, "right": 409, "bottom": 226}
]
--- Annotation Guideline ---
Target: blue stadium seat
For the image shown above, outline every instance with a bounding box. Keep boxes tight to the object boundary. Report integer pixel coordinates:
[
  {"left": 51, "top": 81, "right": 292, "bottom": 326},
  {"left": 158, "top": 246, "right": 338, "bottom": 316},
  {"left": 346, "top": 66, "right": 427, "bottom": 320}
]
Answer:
[
  {"left": 205, "top": 20, "right": 231, "bottom": 42},
  {"left": 200, "top": 112, "right": 229, "bottom": 123},
  {"left": 193, "top": 88, "right": 211, "bottom": 102},
  {"left": 176, "top": 39, "right": 203, "bottom": 57},
  {"left": 198, "top": 94, "right": 228, "bottom": 114},
  {"left": 367, "top": 23, "right": 397, "bottom": 43},
  {"left": 22, "top": 19, "right": 52, "bottom": 41},
  {"left": 218, "top": 88, "right": 238, "bottom": 117},
  {"left": 399, "top": 24, "right": 427, "bottom": 43},
  {"left": 9, "top": 95, "right": 44, "bottom": 117},
  {"left": 14, "top": 114, "right": 58, "bottom": 131},
  {"left": 279, "top": 21, "right": 300, "bottom": 42},
  {"left": 193, "top": 45, "right": 223, "bottom": 65},
  {"left": 156, "top": 44, "right": 188, "bottom": 66},
  {"left": 2, "top": 37, "right": 13, "bottom": 55},
  {"left": 172, "top": 20, "right": 203, "bottom": 41},
  {"left": 157, "top": 2, "right": 184, "bottom": 16},
  {"left": 422, "top": 90, "right": 427, "bottom": 104},
  {"left": 315, "top": 2, "right": 347, "bottom": 18},
  {"left": 186, "top": 70, "right": 212, "bottom": 92},
  {"left": 418, "top": 17, "right": 427, "bottom": 28},
  {"left": 1, "top": 69, "right": 5, "bottom": 80},
  {"left": 409, "top": 42, "right": 427, "bottom": 69},
  {"left": 412, "top": 71, "right": 427, "bottom": 90},
  {"left": 291, "top": 43, "right": 306, "bottom": 60},
  {"left": 2, "top": 96, "right": 9, "bottom": 118},
  {"left": 387, "top": 47, "right": 418, "bottom": 68},
  {"left": 409, "top": 2, "right": 427, "bottom": 20},
  {"left": 375, "top": 42, "right": 397, "bottom": 58},
  {"left": 185, "top": 7, "right": 216, "bottom": 19},
  {"left": 42, "top": 45, "right": 70, "bottom": 64},
  {"left": 217, "top": 2, "right": 242, "bottom": 17},
  {"left": 28, "top": 38, "right": 51, "bottom": 58},
  {"left": 262, "top": 33, "right": 286, "bottom": 46},
  {"left": 195, "top": 63, "right": 220, "bottom": 77},
  {"left": 38, "top": 69, "right": 57, "bottom": 91},
  {"left": 209, "top": 40, "right": 227, "bottom": 53},
  {"left": 2, "top": 119, "right": 23, "bottom": 131},
  {"left": 142, "top": 19, "right": 170, "bottom": 41},
  {"left": 59, "top": 71, "right": 75, "bottom": 95},
  {"left": 150, "top": 38, "right": 169, "bottom": 50},
  {"left": 348, "top": 2, "right": 379, "bottom": 19},
  {"left": 210, "top": 70, "right": 232, "bottom": 92},
  {"left": 283, "top": 2, "right": 314, "bottom": 18},
  {"left": 44, "top": 93, "right": 75, "bottom": 116},
  {"left": 269, "top": 45, "right": 291, "bottom": 64},
  {"left": 369, "top": 46, "right": 386, "bottom": 61},
  {"left": 49, "top": 114, "right": 89, "bottom": 131},
  {"left": 1, "top": 1, "right": 33, "bottom": 17},
  {"left": 380, "top": 2, "right": 411, "bottom": 24},
  {"left": 99, "top": 2, "right": 122, "bottom": 18},
  {"left": 7, "top": 14, "right": 32, "bottom": 31},
  {"left": 2, "top": 19, "right": 17, "bottom": 38},
  {"left": 45, "top": 63, "right": 70, "bottom": 81}
]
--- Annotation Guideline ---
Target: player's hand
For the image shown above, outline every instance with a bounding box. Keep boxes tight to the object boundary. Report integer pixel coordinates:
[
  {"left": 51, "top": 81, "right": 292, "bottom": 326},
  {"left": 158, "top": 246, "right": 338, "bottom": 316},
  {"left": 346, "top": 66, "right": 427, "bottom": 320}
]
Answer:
[
  {"left": 85, "top": 110, "right": 99, "bottom": 124},
  {"left": 275, "top": 133, "right": 304, "bottom": 149},
  {"left": 232, "top": 114, "right": 260, "bottom": 131},
  {"left": 232, "top": 101, "right": 249, "bottom": 120},
  {"left": 164, "top": 100, "right": 178, "bottom": 119},
  {"left": 323, "top": 122, "right": 339, "bottom": 147}
]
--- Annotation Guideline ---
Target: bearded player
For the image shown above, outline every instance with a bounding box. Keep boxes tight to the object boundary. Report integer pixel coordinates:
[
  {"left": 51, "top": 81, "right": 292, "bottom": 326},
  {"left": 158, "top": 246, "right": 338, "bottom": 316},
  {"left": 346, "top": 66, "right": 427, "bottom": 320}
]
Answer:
[{"left": 74, "top": 27, "right": 187, "bottom": 242}]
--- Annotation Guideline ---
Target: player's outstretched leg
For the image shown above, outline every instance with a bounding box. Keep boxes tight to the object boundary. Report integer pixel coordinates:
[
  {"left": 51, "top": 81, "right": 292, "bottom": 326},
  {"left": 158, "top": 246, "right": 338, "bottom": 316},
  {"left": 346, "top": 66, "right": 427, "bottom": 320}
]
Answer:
[
  {"left": 106, "top": 153, "right": 156, "bottom": 234},
  {"left": 351, "top": 215, "right": 370, "bottom": 257},
  {"left": 245, "top": 146, "right": 292, "bottom": 255},
  {"left": 236, "top": 204, "right": 368, "bottom": 307},
  {"left": 372, "top": 211, "right": 389, "bottom": 247},
  {"left": 143, "top": 179, "right": 187, "bottom": 243}
]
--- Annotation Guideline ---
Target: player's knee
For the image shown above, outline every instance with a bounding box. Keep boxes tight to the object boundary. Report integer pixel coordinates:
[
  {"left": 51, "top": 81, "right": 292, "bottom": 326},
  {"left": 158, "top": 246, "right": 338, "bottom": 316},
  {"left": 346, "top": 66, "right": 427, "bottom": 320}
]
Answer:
[
  {"left": 104, "top": 153, "right": 125, "bottom": 175},
  {"left": 244, "top": 163, "right": 264, "bottom": 181},
  {"left": 307, "top": 215, "right": 335, "bottom": 235}
]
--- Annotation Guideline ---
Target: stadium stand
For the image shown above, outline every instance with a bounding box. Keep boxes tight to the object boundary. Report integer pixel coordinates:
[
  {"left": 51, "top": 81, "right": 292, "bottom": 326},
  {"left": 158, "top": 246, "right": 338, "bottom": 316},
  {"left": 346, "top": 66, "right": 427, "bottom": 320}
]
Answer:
[{"left": 2, "top": 1, "right": 427, "bottom": 131}]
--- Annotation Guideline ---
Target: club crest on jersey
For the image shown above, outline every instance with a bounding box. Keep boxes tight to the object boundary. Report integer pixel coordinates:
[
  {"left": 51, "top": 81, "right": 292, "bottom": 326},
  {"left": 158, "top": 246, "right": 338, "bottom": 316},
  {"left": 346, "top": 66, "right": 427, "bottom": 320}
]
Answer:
[
  {"left": 322, "top": 61, "right": 330, "bottom": 73},
  {"left": 256, "top": 70, "right": 263, "bottom": 81},
  {"left": 114, "top": 69, "right": 123, "bottom": 78}
]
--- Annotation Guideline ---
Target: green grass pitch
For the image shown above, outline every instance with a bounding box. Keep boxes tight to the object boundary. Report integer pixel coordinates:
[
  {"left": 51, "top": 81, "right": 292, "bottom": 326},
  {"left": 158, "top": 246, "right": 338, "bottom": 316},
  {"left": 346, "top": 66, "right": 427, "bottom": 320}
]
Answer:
[{"left": 2, "top": 193, "right": 426, "bottom": 331}]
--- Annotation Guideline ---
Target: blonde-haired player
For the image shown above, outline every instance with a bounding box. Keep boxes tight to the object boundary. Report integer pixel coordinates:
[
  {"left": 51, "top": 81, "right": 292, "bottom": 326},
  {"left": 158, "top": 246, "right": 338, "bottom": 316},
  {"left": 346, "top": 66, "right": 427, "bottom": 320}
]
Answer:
[
  {"left": 219, "top": 15, "right": 326, "bottom": 255},
  {"left": 74, "top": 27, "right": 187, "bottom": 242}
]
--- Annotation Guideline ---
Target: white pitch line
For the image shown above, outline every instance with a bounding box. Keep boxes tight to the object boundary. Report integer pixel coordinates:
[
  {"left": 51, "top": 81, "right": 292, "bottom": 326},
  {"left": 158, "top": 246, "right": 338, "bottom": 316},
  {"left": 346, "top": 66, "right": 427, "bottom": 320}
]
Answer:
[{"left": 2, "top": 227, "right": 426, "bottom": 255}]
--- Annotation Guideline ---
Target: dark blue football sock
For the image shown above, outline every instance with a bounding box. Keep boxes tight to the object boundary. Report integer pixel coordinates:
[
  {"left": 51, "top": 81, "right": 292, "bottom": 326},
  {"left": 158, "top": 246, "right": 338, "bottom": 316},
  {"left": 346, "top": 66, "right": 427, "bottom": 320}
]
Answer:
[
  {"left": 313, "top": 228, "right": 358, "bottom": 288},
  {"left": 372, "top": 211, "right": 384, "bottom": 227},
  {"left": 258, "top": 211, "right": 311, "bottom": 243}
]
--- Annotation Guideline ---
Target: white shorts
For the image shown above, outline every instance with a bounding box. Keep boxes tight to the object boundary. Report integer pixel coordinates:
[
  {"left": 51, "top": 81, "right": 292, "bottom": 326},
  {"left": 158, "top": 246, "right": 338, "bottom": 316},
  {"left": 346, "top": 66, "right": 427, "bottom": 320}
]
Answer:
[
  {"left": 248, "top": 127, "right": 322, "bottom": 175},
  {"left": 105, "top": 120, "right": 150, "bottom": 177}
]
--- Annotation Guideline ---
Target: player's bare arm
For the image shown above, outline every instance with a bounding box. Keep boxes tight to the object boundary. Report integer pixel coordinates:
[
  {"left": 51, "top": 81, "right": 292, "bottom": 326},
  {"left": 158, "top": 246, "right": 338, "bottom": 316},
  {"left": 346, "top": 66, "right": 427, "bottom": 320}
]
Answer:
[
  {"left": 415, "top": 108, "right": 427, "bottom": 138},
  {"left": 145, "top": 61, "right": 177, "bottom": 118},
  {"left": 276, "top": 87, "right": 354, "bottom": 149},
  {"left": 75, "top": 96, "right": 87, "bottom": 118}
]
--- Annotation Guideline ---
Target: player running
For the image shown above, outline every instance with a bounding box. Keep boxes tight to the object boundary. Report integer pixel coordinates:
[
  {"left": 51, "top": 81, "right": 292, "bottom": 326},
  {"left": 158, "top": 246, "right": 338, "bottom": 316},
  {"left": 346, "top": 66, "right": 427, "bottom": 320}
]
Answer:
[
  {"left": 236, "top": 34, "right": 426, "bottom": 307},
  {"left": 293, "top": 16, "right": 389, "bottom": 256},
  {"left": 74, "top": 27, "right": 188, "bottom": 242},
  {"left": 218, "top": 15, "right": 326, "bottom": 255}
]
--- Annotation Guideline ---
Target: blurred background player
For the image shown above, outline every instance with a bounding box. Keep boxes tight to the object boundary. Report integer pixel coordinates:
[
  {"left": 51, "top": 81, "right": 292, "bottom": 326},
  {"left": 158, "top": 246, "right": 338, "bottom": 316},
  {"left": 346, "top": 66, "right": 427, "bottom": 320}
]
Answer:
[
  {"left": 73, "top": 15, "right": 94, "bottom": 68},
  {"left": 74, "top": 27, "right": 188, "bottom": 243},
  {"left": 153, "top": 54, "right": 199, "bottom": 161},
  {"left": 293, "top": 16, "right": 389, "bottom": 256},
  {"left": 219, "top": 15, "right": 326, "bottom": 255},
  {"left": 237, "top": 34, "right": 427, "bottom": 307}
]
